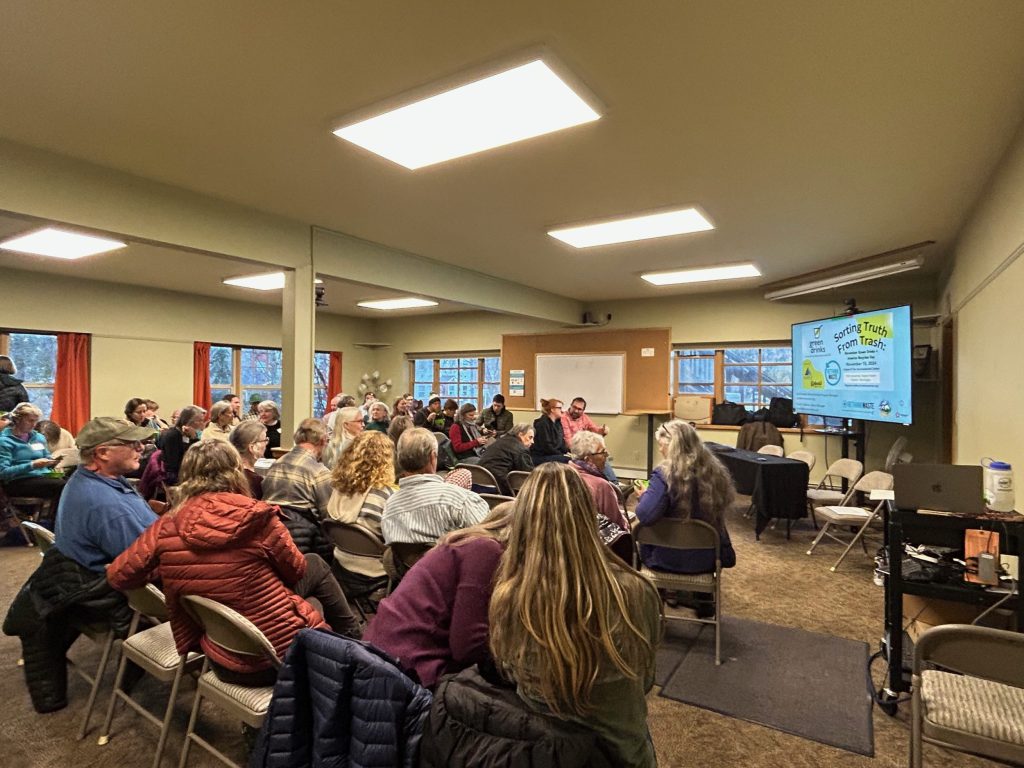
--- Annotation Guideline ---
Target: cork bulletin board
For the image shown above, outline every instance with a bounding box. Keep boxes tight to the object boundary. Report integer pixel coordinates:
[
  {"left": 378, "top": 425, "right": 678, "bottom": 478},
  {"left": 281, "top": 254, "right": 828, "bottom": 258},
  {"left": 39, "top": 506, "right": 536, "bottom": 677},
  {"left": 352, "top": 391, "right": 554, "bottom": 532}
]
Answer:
[{"left": 501, "top": 327, "right": 672, "bottom": 413}]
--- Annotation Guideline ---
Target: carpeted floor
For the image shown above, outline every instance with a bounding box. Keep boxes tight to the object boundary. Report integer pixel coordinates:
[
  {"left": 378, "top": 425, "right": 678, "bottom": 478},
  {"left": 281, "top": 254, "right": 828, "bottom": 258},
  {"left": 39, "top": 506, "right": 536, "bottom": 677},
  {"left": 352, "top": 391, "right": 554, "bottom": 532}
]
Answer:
[{"left": 0, "top": 502, "right": 1003, "bottom": 767}]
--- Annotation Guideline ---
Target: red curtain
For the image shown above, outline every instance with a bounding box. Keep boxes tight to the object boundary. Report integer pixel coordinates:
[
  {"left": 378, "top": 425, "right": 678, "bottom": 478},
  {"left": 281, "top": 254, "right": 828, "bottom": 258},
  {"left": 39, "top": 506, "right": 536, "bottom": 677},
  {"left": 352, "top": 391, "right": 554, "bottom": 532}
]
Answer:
[
  {"left": 50, "top": 333, "right": 91, "bottom": 433},
  {"left": 193, "top": 341, "right": 212, "bottom": 413},
  {"left": 327, "top": 351, "right": 343, "bottom": 407}
]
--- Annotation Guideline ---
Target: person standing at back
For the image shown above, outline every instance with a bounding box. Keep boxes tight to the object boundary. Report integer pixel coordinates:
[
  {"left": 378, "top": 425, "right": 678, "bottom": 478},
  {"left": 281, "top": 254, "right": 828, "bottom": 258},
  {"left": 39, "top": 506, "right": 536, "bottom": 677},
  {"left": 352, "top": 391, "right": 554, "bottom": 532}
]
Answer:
[{"left": 0, "top": 356, "right": 29, "bottom": 412}]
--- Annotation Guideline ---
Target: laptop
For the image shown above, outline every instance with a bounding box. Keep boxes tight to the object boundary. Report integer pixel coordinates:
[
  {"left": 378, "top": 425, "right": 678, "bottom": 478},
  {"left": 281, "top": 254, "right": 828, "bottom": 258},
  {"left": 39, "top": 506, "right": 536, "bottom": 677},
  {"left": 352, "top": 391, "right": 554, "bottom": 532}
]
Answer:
[{"left": 893, "top": 464, "right": 986, "bottom": 515}]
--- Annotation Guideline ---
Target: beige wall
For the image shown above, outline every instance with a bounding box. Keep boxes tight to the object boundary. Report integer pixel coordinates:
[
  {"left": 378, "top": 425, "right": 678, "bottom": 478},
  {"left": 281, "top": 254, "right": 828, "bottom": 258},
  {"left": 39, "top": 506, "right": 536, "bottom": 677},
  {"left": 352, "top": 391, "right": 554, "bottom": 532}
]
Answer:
[
  {"left": 371, "top": 290, "right": 939, "bottom": 474},
  {"left": 942, "top": 120, "right": 1024, "bottom": 474},
  {"left": 0, "top": 266, "right": 375, "bottom": 427}
]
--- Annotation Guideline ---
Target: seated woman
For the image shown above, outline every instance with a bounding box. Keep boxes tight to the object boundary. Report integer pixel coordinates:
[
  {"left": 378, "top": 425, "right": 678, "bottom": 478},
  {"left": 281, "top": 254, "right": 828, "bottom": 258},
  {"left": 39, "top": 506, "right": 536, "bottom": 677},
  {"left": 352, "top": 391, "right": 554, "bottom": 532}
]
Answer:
[
  {"left": 635, "top": 419, "right": 736, "bottom": 615},
  {"left": 257, "top": 400, "right": 282, "bottom": 458},
  {"left": 490, "top": 464, "right": 661, "bottom": 767},
  {"left": 145, "top": 399, "right": 170, "bottom": 430},
  {"left": 477, "top": 423, "right": 534, "bottom": 495},
  {"left": 364, "top": 401, "right": 391, "bottom": 433},
  {"left": 201, "top": 401, "right": 235, "bottom": 443},
  {"left": 321, "top": 406, "right": 364, "bottom": 469},
  {"left": 124, "top": 397, "right": 150, "bottom": 427},
  {"left": 228, "top": 420, "right": 268, "bottom": 498},
  {"left": 157, "top": 405, "right": 205, "bottom": 486},
  {"left": 326, "top": 430, "right": 395, "bottom": 582},
  {"left": 448, "top": 403, "right": 489, "bottom": 463},
  {"left": 107, "top": 440, "right": 360, "bottom": 686},
  {"left": 530, "top": 398, "right": 570, "bottom": 465},
  {"left": 36, "top": 419, "right": 77, "bottom": 464},
  {"left": 0, "top": 402, "right": 66, "bottom": 505},
  {"left": 365, "top": 502, "right": 513, "bottom": 689}
]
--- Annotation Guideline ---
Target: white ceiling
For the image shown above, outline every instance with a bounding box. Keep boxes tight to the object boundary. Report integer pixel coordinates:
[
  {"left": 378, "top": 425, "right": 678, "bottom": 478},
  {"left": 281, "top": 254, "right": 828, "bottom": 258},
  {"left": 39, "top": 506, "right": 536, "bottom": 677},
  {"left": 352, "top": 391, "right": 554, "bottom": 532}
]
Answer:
[
  {"left": 2, "top": 1, "right": 1024, "bottom": 302},
  {"left": 0, "top": 212, "right": 471, "bottom": 317}
]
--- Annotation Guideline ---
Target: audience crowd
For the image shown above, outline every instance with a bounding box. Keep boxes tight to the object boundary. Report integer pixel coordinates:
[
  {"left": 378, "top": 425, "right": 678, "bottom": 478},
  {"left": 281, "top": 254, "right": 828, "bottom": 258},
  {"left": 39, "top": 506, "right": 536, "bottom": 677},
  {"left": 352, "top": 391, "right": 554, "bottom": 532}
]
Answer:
[{"left": 0, "top": 371, "right": 744, "bottom": 766}]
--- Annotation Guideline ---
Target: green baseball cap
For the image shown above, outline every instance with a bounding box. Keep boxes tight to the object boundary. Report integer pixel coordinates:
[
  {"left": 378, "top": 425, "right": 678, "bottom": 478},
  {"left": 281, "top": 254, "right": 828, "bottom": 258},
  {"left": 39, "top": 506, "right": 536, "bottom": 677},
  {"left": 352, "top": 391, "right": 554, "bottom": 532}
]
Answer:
[{"left": 76, "top": 417, "right": 157, "bottom": 451}]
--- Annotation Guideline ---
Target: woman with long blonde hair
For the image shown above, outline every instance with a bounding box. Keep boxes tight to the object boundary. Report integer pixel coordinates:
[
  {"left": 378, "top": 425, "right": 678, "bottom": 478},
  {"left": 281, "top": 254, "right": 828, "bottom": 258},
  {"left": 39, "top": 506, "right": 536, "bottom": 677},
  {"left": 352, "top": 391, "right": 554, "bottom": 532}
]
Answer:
[
  {"left": 365, "top": 502, "right": 515, "bottom": 689},
  {"left": 489, "top": 464, "right": 661, "bottom": 767},
  {"left": 108, "top": 440, "right": 360, "bottom": 686},
  {"left": 326, "top": 430, "right": 396, "bottom": 579}
]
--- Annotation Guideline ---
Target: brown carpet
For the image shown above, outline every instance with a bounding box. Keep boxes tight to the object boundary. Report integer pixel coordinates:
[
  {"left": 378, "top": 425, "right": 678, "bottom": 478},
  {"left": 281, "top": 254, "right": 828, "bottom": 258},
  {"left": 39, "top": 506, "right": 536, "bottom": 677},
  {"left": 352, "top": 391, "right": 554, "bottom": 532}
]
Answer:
[{"left": 0, "top": 504, "right": 1004, "bottom": 767}]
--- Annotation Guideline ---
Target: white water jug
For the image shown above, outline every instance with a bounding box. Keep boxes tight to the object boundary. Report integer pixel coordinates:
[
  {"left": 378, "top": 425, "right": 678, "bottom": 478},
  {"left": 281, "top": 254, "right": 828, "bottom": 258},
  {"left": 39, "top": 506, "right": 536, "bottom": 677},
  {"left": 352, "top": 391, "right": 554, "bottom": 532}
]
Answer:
[{"left": 981, "top": 458, "right": 1015, "bottom": 512}]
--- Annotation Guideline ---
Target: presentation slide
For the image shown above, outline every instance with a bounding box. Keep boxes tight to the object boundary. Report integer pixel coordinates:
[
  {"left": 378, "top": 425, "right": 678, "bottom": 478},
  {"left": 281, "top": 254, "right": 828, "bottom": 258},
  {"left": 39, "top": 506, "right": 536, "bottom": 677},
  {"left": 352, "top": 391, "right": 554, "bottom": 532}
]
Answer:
[{"left": 791, "top": 305, "right": 913, "bottom": 425}]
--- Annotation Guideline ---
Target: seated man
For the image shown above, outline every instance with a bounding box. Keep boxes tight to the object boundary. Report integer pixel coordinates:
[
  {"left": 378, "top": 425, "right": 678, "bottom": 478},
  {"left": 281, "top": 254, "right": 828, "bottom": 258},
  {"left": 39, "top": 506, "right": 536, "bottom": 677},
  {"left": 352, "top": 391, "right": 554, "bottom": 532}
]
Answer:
[
  {"left": 561, "top": 397, "right": 618, "bottom": 484},
  {"left": 478, "top": 393, "right": 513, "bottom": 435},
  {"left": 4, "top": 417, "right": 158, "bottom": 713},
  {"left": 261, "top": 418, "right": 333, "bottom": 561},
  {"left": 413, "top": 396, "right": 446, "bottom": 432},
  {"left": 381, "top": 427, "right": 489, "bottom": 546}
]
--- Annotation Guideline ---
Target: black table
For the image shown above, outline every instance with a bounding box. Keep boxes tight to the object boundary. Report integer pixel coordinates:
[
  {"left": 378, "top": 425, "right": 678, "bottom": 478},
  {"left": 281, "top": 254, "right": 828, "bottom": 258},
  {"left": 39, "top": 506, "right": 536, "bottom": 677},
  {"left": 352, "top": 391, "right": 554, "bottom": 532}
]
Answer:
[{"left": 707, "top": 444, "right": 810, "bottom": 538}]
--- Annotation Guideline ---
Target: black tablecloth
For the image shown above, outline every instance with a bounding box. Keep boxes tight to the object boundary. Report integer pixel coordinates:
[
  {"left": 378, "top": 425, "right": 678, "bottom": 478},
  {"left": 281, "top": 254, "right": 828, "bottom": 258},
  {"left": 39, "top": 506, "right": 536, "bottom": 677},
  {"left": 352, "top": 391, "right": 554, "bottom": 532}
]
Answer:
[{"left": 708, "top": 443, "right": 810, "bottom": 535}]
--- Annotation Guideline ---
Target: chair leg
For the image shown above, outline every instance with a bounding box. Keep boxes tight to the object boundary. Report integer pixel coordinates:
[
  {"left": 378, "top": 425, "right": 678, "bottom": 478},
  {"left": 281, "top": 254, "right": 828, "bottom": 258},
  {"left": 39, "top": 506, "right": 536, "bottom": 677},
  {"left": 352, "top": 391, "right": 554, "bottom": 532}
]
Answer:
[
  {"left": 830, "top": 509, "right": 880, "bottom": 573},
  {"left": 96, "top": 648, "right": 130, "bottom": 745},
  {"left": 713, "top": 577, "right": 721, "bottom": 666},
  {"left": 178, "top": 661, "right": 208, "bottom": 768},
  {"left": 806, "top": 522, "right": 832, "bottom": 555},
  {"left": 910, "top": 687, "right": 923, "bottom": 768},
  {"left": 78, "top": 632, "right": 116, "bottom": 740},
  {"left": 152, "top": 659, "right": 187, "bottom": 768}
]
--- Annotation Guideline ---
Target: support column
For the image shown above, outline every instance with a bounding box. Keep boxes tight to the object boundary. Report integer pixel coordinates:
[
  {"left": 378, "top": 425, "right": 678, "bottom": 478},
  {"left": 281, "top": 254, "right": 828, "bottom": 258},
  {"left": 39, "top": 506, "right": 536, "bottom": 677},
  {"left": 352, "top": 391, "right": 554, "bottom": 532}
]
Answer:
[{"left": 281, "top": 265, "right": 315, "bottom": 447}]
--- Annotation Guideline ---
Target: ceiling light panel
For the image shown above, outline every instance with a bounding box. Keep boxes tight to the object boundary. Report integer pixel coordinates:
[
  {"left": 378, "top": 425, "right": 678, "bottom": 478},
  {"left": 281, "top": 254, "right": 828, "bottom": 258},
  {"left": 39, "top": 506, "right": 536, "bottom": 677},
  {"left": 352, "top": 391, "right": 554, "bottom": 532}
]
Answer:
[
  {"left": 357, "top": 298, "right": 439, "bottom": 310},
  {"left": 0, "top": 227, "right": 126, "bottom": 259},
  {"left": 223, "top": 272, "right": 323, "bottom": 291},
  {"left": 641, "top": 263, "right": 761, "bottom": 286},
  {"left": 334, "top": 60, "right": 600, "bottom": 170},
  {"left": 549, "top": 207, "right": 714, "bottom": 248}
]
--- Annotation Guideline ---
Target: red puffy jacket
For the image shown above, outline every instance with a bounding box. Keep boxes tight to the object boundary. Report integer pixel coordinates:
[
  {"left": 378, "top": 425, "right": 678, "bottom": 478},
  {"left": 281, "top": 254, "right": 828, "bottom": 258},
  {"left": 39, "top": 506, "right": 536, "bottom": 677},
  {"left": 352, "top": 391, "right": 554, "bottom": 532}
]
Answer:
[{"left": 107, "top": 492, "right": 326, "bottom": 673}]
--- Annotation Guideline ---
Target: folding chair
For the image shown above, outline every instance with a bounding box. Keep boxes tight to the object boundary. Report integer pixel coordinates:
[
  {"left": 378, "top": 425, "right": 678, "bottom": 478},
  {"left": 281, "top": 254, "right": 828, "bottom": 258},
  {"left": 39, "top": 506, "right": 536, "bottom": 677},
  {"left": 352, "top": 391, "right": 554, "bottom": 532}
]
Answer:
[
  {"left": 178, "top": 596, "right": 280, "bottom": 768},
  {"left": 806, "top": 458, "right": 863, "bottom": 528},
  {"left": 756, "top": 444, "right": 784, "bottom": 457},
  {"left": 320, "top": 519, "right": 390, "bottom": 620},
  {"left": 806, "top": 471, "right": 893, "bottom": 571},
  {"left": 456, "top": 463, "right": 500, "bottom": 493},
  {"left": 786, "top": 450, "right": 816, "bottom": 472},
  {"left": 72, "top": 626, "right": 119, "bottom": 740},
  {"left": 505, "top": 470, "right": 530, "bottom": 495},
  {"left": 635, "top": 519, "right": 723, "bottom": 665},
  {"left": 479, "top": 493, "right": 514, "bottom": 510},
  {"left": 97, "top": 585, "right": 204, "bottom": 768},
  {"left": 20, "top": 520, "right": 55, "bottom": 551}
]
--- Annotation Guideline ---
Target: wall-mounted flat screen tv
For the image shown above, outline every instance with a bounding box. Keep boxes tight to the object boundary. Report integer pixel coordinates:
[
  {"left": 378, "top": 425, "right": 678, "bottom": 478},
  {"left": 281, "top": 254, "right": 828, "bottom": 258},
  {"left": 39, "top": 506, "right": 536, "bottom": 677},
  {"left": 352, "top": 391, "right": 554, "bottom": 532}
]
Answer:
[{"left": 791, "top": 305, "right": 913, "bottom": 425}]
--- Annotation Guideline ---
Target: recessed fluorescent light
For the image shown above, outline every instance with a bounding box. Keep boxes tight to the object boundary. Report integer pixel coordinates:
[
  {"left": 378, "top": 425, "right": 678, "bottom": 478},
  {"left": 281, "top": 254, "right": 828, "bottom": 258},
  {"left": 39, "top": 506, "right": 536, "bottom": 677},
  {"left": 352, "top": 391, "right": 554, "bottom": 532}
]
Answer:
[
  {"left": 0, "top": 227, "right": 126, "bottom": 260},
  {"left": 763, "top": 257, "right": 924, "bottom": 300},
  {"left": 549, "top": 207, "right": 714, "bottom": 248},
  {"left": 357, "top": 298, "right": 439, "bottom": 311},
  {"left": 641, "top": 263, "right": 761, "bottom": 286},
  {"left": 223, "top": 272, "right": 324, "bottom": 291},
  {"left": 333, "top": 59, "right": 600, "bottom": 169}
]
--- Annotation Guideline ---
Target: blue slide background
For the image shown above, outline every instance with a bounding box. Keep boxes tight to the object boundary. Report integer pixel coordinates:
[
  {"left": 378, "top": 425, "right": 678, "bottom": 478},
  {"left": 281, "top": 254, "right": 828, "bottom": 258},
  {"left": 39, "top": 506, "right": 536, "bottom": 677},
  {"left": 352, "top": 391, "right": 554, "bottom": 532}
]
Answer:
[{"left": 790, "top": 305, "right": 913, "bottom": 425}]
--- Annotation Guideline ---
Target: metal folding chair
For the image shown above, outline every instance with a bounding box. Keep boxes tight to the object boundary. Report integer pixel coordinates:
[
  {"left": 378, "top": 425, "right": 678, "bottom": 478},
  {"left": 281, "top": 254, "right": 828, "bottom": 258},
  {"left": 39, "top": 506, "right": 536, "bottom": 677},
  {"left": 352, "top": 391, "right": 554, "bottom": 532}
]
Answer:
[
  {"left": 456, "top": 463, "right": 501, "bottom": 493},
  {"left": 479, "top": 493, "right": 514, "bottom": 510},
  {"left": 505, "top": 470, "right": 531, "bottom": 495},
  {"left": 320, "top": 519, "right": 390, "bottom": 620}
]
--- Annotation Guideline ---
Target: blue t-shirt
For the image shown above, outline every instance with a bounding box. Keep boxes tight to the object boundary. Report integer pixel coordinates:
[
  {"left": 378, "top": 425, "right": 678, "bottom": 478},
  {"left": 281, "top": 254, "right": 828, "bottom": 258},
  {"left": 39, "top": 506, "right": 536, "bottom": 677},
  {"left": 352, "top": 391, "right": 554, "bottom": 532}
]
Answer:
[{"left": 54, "top": 467, "right": 158, "bottom": 572}]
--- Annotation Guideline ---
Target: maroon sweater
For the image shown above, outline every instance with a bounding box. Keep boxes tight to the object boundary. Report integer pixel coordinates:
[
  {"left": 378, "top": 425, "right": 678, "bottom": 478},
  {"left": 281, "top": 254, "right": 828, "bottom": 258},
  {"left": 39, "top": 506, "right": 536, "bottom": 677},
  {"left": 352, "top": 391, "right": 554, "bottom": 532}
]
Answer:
[{"left": 365, "top": 537, "right": 504, "bottom": 688}]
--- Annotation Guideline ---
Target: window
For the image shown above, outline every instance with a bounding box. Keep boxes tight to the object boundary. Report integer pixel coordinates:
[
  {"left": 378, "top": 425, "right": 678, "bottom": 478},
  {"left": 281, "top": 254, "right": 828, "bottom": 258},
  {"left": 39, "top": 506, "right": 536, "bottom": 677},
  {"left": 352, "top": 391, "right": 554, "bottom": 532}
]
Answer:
[
  {"left": 209, "top": 345, "right": 332, "bottom": 414},
  {"left": 675, "top": 344, "right": 792, "bottom": 410},
  {"left": 1, "top": 331, "right": 58, "bottom": 417},
  {"left": 409, "top": 354, "right": 501, "bottom": 409}
]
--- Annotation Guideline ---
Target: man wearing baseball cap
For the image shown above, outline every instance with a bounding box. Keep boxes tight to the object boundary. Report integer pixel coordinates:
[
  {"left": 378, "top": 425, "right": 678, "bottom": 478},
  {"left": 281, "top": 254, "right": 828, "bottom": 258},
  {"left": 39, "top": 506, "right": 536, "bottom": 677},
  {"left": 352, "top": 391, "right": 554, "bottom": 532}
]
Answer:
[{"left": 54, "top": 417, "right": 159, "bottom": 572}]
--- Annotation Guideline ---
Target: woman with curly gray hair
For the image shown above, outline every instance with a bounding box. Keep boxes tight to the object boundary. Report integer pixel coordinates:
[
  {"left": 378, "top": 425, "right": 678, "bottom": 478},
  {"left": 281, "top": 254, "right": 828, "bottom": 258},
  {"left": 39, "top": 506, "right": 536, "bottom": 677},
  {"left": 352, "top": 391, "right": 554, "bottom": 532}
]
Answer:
[{"left": 635, "top": 419, "right": 736, "bottom": 577}]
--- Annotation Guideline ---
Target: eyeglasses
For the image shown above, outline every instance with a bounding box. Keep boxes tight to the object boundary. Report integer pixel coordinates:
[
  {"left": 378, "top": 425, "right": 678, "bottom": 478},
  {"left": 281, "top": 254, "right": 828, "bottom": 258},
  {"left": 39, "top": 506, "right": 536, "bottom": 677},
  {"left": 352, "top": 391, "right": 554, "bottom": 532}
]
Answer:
[
  {"left": 590, "top": 449, "right": 609, "bottom": 457},
  {"left": 253, "top": 438, "right": 270, "bottom": 445},
  {"left": 107, "top": 440, "right": 144, "bottom": 450}
]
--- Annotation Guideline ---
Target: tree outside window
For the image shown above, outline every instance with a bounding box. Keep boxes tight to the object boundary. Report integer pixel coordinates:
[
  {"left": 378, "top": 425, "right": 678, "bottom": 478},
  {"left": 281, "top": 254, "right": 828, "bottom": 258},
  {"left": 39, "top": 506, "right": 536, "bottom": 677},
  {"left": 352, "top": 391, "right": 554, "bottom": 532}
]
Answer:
[{"left": 3, "top": 332, "right": 58, "bottom": 417}]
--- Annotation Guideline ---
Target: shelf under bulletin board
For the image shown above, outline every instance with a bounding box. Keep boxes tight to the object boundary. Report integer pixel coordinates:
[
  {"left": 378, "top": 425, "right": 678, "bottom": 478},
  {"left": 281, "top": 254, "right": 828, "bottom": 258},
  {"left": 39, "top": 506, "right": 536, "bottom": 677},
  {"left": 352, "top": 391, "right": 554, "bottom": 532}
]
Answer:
[{"left": 501, "top": 327, "right": 672, "bottom": 414}]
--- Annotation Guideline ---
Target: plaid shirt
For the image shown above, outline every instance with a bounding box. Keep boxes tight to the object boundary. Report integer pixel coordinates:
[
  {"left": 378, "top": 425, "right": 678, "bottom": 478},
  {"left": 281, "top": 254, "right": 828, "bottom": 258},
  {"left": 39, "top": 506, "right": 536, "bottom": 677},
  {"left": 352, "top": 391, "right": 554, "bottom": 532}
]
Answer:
[{"left": 261, "top": 446, "right": 332, "bottom": 518}]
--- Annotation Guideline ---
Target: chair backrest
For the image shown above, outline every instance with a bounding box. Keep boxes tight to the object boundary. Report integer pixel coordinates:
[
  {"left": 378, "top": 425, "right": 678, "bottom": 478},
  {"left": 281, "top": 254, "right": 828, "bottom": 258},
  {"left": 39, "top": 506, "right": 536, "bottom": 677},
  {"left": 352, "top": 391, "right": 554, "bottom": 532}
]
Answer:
[
  {"left": 757, "top": 444, "right": 784, "bottom": 457},
  {"left": 820, "top": 458, "right": 863, "bottom": 488},
  {"left": 457, "top": 463, "right": 499, "bottom": 490},
  {"left": 787, "top": 450, "right": 816, "bottom": 471},
  {"left": 180, "top": 595, "right": 281, "bottom": 670},
  {"left": 854, "top": 470, "right": 894, "bottom": 494},
  {"left": 635, "top": 518, "right": 720, "bottom": 558},
  {"left": 505, "top": 470, "right": 530, "bottom": 495},
  {"left": 125, "top": 584, "right": 170, "bottom": 623},
  {"left": 914, "top": 624, "right": 1024, "bottom": 687},
  {"left": 19, "top": 521, "right": 54, "bottom": 552},
  {"left": 389, "top": 542, "right": 433, "bottom": 573},
  {"left": 479, "top": 493, "right": 514, "bottom": 510},
  {"left": 321, "top": 519, "right": 386, "bottom": 558}
]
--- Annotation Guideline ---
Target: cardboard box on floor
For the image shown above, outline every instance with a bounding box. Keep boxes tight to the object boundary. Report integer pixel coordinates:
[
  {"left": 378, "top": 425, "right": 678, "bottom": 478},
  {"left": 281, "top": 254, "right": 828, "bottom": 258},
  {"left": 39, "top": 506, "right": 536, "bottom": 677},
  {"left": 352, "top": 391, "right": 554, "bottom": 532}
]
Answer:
[{"left": 903, "top": 595, "right": 1013, "bottom": 643}]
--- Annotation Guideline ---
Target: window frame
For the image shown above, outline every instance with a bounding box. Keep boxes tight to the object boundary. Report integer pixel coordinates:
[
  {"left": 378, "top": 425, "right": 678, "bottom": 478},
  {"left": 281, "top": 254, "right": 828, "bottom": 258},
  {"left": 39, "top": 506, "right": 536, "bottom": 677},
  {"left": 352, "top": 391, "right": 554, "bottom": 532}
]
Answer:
[
  {"left": 408, "top": 352, "right": 501, "bottom": 409},
  {"left": 0, "top": 329, "right": 59, "bottom": 417},
  {"left": 208, "top": 343, "right": 333, "bottom": 414},
  {"left": 673, "top": 342, "right": 793, "bottom": 411}
]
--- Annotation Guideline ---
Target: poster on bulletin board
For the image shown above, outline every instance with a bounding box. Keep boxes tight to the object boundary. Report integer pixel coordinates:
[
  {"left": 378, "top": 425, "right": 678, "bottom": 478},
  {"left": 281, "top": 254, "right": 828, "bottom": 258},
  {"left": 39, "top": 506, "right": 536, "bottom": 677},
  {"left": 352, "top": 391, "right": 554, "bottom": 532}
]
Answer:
[{"left": 509, "top": 369, "right": 525, "bottom": 397}]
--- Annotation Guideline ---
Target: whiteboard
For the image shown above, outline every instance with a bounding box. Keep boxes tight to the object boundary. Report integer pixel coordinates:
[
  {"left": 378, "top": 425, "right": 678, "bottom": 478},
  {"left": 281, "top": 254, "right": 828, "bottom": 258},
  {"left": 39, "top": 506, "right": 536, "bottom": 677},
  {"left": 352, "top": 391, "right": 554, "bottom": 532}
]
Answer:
[{"left": 535, "top": 354, "right": 625, "bottom": 415}]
